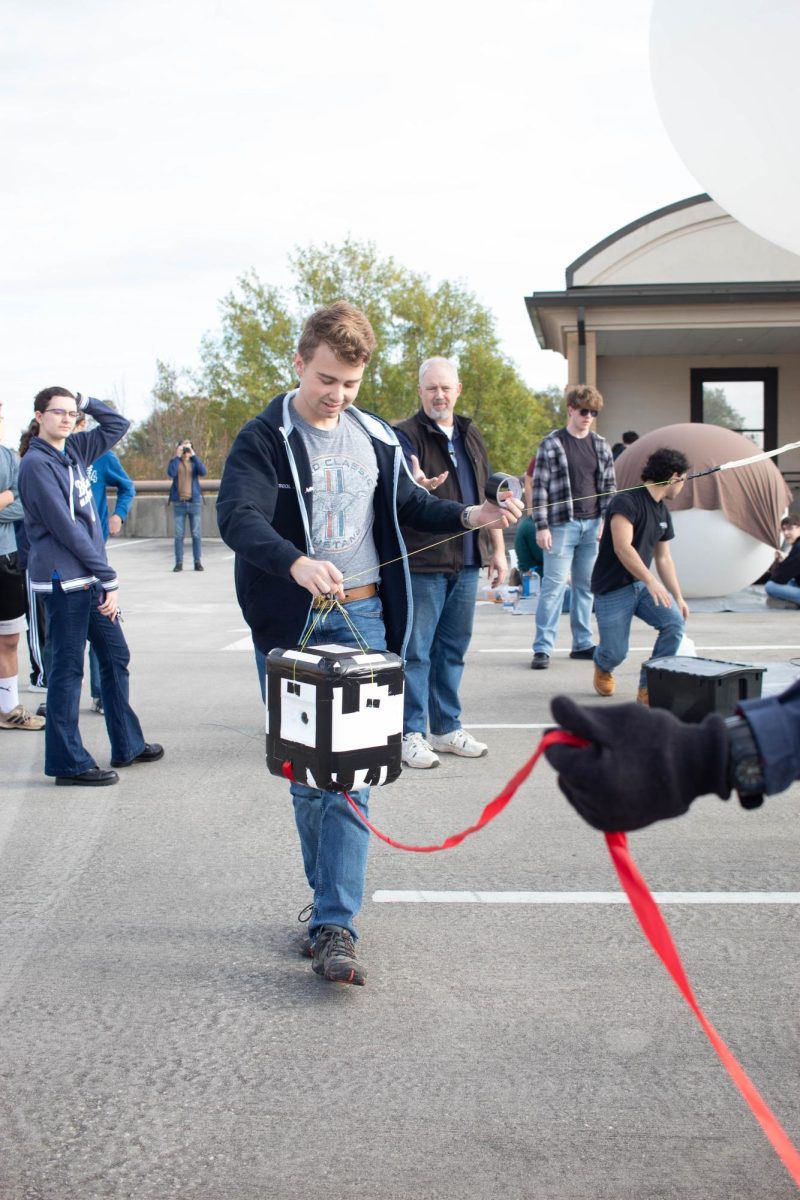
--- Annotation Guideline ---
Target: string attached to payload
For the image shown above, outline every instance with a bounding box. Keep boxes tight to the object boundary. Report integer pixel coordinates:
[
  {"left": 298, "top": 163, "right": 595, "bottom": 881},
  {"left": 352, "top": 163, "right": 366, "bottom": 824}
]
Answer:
[{"left": 265, "top": 471, "right": 521, "bottom": 794}]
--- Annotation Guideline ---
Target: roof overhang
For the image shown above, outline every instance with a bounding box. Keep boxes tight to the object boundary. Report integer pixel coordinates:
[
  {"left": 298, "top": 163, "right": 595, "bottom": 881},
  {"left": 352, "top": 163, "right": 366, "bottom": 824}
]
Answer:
[{"left": 526, "top": 282, "right": 800, "bottom": 357}]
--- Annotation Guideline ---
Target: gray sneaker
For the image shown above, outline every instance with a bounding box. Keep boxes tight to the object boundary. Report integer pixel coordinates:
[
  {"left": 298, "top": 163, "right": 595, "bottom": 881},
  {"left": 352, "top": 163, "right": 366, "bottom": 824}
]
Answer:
[
  {"left": 0, "top": 704, "right": 45, "bottom": 731},
  {"left": 312, "top": 926, "right": 366, "bottom": 986},
  {"left": 429, "top": 728, "right": 488, "bottom": 758}
]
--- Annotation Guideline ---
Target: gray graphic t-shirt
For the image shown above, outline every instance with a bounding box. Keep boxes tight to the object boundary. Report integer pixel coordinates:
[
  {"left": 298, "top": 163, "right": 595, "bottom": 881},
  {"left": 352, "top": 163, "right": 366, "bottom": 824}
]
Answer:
[{"left": 293, "top": 404, "right": 380, "bottom": 585}]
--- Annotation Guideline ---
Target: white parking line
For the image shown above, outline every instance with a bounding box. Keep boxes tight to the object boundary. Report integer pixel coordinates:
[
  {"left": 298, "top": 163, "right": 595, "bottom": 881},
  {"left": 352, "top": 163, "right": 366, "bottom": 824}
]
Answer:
[
  {"left": 222, "top": 636, "right": 255, "bottom": 652},
  {"left": 480, "top": 645, "right": 800, "bottom": 652},
  {"left": 373, "top": 890, "right": 800, "bottom": 904},
  {"left": 464, "top": 723, "right": 551, "bottom": 729}
]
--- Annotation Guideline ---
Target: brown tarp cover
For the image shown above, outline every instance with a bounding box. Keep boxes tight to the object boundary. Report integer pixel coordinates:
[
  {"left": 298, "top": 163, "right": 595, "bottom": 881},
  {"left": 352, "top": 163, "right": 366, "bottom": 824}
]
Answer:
[{"left": 614, "top": 423, "right": 791, "bottom": 548}]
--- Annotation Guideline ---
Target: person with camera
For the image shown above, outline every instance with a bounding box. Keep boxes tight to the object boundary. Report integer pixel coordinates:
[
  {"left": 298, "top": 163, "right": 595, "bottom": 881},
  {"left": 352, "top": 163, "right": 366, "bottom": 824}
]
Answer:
[{"left": 166, "top": 440, "right": 207, "bottom": 573}]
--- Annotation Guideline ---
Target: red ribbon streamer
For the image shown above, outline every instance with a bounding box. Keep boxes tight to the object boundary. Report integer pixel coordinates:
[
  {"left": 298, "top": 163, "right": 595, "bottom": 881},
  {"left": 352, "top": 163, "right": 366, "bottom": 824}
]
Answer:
[
  {"left": 341, "top": 729, "right": 581, "bottom": 853},
  {"left": 281, "top": 733, "right": 800, "bottom": 1187},
  {"left": 605, "top": 829, "right": 800, "bottom": 1189}
]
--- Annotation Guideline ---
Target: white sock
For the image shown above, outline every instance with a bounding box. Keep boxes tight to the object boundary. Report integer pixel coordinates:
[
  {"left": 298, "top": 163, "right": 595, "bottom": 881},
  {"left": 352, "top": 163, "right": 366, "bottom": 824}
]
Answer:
[{"left": 0, "top": 676, "right": 19, "bottom": 714}]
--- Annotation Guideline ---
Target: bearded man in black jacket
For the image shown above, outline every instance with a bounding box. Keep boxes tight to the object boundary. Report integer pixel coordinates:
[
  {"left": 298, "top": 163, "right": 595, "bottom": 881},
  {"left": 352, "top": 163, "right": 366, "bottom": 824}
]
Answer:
[{"left": 394, "top": 357, "right": 507, "bottom": 770}]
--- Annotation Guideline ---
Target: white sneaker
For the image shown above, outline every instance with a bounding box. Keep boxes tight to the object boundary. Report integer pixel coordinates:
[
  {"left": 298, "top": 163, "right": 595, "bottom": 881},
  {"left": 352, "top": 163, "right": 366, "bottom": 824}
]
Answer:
[
  {"left": 429, "top": 729, "right": 488, "bottom": 758},
  {"left": 401, "top": 732, "right": 440, "bottom": 769}
]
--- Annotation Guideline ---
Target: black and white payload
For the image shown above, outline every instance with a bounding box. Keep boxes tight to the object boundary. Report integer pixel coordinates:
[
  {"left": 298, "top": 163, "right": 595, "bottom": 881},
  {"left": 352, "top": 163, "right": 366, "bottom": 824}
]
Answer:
[{"left": 266, "top": 643, "right": 404, "bottom": 791}]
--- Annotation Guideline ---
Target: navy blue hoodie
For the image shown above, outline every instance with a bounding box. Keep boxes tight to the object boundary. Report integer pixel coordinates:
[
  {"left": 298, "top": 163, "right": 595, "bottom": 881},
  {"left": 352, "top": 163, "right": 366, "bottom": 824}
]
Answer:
[
  {"left": 217, "top": 391, "right": 467, "bottom": 656},
  {"left": 18, "top": 396, "right": 130, "bottom": 593}
]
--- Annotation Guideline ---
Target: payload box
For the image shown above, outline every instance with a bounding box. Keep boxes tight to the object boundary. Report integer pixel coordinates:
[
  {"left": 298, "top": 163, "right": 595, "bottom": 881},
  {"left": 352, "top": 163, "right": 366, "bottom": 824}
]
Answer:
[{"left": 266, "top": 643, "right": 404, "bottom": 791}]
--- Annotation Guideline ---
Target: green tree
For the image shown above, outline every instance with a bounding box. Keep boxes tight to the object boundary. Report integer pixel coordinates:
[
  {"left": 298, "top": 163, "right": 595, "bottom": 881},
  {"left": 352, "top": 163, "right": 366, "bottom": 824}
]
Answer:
[
  {"left": 199, "top": 238, "right": 550, "bottom": 472},
  {"left": 199, "top": 272, "right": 297, "bottom": 436},
  {"left": 128, "top": 239, "right": 556, "bottom": 475},
  {"left": 702, "top": 386, "right": 746, "bottom": 433},
  {"left": 120, "top": 361, "right": 229, "bottom": 478}
]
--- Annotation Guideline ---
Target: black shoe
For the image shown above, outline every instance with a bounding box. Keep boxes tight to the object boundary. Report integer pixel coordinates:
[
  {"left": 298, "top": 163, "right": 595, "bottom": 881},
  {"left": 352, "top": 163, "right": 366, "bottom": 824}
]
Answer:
[
  {"left": 194, "top": 561, "right": 204, "bottom": 572},
  {"left": 56, "top": 768, "right": 119, "bottom": 787},
  {"left": 531, "top": 653, "right": 550, "bottom": 670},
  {"left": 569, "top": 645, "right": 596, "bottom": 660},
  {"left": 36, "top": 703, "right": 46, "bottom": 718},
  {"left": 312, "top": 926, "right": 366, "bottom": 986},
  {"left": 173, "top": 563, "right": 182, "bottom": 572},
  {"left": 111, "top": 743, "right": 165, "bottom": 768},
  {"left": 92, "top": 696, "right": 104, "bottom": 714}
]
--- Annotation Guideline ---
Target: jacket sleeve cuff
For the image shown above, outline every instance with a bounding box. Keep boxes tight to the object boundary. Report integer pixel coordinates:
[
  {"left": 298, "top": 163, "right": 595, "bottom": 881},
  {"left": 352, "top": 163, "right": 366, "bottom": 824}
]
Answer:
[{"left": 75, "top": 393, "right": 91, "bottom": 411}]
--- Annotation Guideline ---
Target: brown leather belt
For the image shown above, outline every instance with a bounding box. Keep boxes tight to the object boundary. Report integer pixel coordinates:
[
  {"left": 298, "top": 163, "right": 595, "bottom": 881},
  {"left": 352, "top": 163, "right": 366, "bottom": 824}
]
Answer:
[{"left": 312, "top": 582, "right": 378, "bottom": 610}]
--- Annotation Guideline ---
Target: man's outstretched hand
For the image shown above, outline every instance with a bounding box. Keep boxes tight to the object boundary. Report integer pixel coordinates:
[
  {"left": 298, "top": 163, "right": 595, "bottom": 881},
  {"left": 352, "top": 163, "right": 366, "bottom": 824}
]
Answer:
[{"left": 544, "top": 695, "right": 730, "bottom": 832}]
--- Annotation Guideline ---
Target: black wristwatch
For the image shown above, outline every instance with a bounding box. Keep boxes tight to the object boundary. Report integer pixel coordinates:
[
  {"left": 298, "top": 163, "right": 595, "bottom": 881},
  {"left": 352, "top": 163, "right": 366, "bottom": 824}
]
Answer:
[{"left": 724, "top": 715, "right": 765, "bottom": 809}]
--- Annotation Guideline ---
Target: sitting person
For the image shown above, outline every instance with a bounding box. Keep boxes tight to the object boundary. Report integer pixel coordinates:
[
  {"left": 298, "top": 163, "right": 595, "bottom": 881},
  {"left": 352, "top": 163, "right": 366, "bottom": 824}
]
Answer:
[
  {"left": 514, "top": 514, "right": 544, "bottom": 578},
  {"left": 765, "top": 513, "right": 800, "bottom": 608}
]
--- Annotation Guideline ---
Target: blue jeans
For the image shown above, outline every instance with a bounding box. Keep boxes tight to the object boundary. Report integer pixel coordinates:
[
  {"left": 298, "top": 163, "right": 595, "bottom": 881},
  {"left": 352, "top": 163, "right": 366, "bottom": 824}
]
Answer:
[
  {"left": 172, "top": 500, "right": 202, "bottom": 565},
  {"left": 403, "top": 567, "right": 480, "bottom": 736},
  {"left": 765, "top": 579, "right": 800, "bottom": 606},
  {"left": 594, "top": 581, "right": 685, "bottom": 688},
  {"left": 254, "top": 644, "right": 266, "bottom": 703},
  {"left": 289, "top": 596, "right": 387, "bottom": 942},
  {"left": 533, "top": 519, "right": 600, "bottom": 655},
  {"left": 42, "top": 582, "right": 145, "bottom": 777},
  {"left": 89, "top": 644, "right": 101, "bottom": 701}
]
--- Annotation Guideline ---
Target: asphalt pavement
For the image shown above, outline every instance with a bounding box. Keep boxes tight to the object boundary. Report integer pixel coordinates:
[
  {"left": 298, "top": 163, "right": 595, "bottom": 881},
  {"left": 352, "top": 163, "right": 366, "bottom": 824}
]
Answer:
[{"left": 1, "top": 537, "right": 799, "bottom": 1200}]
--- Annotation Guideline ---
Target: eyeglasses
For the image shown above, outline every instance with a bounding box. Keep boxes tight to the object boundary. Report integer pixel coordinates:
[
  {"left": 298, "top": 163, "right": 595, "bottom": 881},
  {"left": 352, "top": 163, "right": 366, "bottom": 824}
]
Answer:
[
  {"left": 44, "top": 408, "right": 79, "bottom": 419},
  {"left": 577, "top": 407, "right": 599, "bottom": 418}
]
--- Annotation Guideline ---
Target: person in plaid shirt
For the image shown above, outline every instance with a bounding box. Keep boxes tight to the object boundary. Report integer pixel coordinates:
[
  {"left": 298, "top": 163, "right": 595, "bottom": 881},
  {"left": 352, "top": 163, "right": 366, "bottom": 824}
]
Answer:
[{"left": 530, "top": 385, "right": 616, "bottom": 670}]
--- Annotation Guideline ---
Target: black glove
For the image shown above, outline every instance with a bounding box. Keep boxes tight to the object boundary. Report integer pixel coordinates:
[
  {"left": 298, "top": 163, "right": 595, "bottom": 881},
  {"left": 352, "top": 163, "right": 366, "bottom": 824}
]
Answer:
[{"left": 545, "top": 695, "right": 731, "bottom": 832}]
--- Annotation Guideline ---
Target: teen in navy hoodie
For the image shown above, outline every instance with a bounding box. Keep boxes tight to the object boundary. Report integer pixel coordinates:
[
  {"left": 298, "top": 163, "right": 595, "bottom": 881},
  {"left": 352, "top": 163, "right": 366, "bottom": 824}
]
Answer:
[{"left": 18, "top": 387, "right": 162, "bottom": 786}]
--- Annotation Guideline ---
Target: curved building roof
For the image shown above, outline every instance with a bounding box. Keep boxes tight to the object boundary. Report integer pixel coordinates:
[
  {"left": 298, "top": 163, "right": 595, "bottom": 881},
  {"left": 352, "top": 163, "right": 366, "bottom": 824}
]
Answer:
[
  {"left": 567, "top": 194, "right": 800, "bottom": 288},
  {"left": 527, "top": 194, "right": 800, "bottom": 356}
]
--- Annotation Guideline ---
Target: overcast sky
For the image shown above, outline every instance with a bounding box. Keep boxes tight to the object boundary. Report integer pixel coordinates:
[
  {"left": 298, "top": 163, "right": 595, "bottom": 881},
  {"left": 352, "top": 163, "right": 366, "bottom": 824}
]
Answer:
[{"left": 0, "top": 0, "right": 700, "bottom": 446}]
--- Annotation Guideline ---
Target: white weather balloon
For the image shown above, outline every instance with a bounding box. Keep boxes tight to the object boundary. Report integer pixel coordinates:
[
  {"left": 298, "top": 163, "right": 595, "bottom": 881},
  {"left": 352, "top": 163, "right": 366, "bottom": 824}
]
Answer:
[
  {"left": 669, "top": 509, "right": 772, "bottom": 600},
  {"left": 650, "top": 0, "right": 800, "bottom": 258}
]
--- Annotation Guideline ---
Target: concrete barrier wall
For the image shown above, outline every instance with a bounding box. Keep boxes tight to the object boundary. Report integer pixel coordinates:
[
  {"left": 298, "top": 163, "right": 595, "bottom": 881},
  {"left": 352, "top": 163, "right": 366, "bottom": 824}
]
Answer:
[{"left": 120, "top": 492, "right": 221, "bottom": 539}]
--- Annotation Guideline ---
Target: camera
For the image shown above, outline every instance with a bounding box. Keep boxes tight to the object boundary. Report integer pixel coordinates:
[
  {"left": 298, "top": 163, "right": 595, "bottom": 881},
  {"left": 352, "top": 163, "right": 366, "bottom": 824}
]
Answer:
[{"left": 181, "top": 441, "right": 192, "bottom": 452}]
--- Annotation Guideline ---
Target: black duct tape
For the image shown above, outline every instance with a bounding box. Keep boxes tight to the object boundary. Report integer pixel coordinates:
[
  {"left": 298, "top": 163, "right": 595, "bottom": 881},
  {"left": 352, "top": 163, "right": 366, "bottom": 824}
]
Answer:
[{"left": 485, "top": 472, "right": 522, "bottom": 506}]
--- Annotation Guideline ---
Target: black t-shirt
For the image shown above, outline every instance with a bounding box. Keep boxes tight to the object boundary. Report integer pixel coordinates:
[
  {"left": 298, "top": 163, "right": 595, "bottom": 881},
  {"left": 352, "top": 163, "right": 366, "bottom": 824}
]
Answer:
[
  {"left": 591, "top": 488, "right": 674, "bottom": 595},
  {"left": 556, "top": 429, "right": 599, "bottom": 519},
  {"left": 771, "top": 540, "right": 800, "bottom": 586}
]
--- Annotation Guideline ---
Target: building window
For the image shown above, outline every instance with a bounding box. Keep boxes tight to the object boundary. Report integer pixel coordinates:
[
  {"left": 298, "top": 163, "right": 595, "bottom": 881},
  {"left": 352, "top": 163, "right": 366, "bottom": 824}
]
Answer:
[{"left": 690, "top": 368, "right": 777, "bottom": 451}]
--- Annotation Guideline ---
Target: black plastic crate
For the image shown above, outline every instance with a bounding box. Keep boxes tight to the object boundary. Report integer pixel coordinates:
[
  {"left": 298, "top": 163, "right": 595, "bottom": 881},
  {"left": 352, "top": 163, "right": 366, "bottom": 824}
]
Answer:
[{"left": 644, "top": 656, "right": 764, "bottom": 723}]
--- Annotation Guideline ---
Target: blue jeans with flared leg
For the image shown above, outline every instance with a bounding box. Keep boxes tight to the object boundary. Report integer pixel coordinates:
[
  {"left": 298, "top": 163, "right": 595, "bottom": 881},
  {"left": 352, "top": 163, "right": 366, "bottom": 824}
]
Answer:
[
  {"left": 42, "top": 582, "right": 145, "bottom": 777},
  {"left": 288, "top": 596, "right": 386, "bottom": 943},
  {"left": 533, "top": 518, "right": 599, "bottom": 656},
  {"left": 594, "top": 580, "right": 685, "bottom": 689}
]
